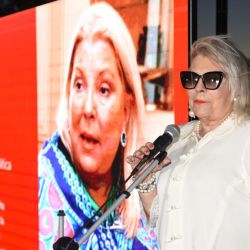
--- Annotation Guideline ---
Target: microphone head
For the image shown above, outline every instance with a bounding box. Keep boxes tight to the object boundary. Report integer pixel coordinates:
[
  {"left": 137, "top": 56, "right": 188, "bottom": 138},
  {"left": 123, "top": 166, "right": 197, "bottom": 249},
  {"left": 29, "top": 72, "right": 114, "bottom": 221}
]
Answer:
[{"left": 165, "top": 124, "right": 180, "bottom": 143}]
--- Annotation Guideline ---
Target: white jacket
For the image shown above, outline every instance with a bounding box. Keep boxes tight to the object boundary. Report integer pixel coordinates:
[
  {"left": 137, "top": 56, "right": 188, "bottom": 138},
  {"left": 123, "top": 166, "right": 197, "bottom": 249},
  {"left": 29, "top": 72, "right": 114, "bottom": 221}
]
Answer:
[{"left": 151, "top": 114, "right": 250, "bottom": 250}]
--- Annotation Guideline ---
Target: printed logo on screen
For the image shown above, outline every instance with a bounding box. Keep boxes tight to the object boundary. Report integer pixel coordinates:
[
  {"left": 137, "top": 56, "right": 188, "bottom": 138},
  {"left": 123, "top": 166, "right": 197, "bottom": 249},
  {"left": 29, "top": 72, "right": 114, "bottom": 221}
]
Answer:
[
  {"left": 0, "top": 158, "right": 12, "bottom": 171},
  {"left": 0, "top": 200, "right": 5, "bottom": 211},
  {"left": 0, "top": 216, "right": 5, "bottom": 226}
]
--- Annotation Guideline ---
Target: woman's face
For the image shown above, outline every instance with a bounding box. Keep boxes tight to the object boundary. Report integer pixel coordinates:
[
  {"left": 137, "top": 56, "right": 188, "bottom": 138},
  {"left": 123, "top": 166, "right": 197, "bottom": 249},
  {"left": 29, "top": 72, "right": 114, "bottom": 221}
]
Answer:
[
  {"left": 68, "top": 38, "right": 128, "bottom": 177},
  {"left": 188, "top": 54, "right": 233, "bottom": 122}
]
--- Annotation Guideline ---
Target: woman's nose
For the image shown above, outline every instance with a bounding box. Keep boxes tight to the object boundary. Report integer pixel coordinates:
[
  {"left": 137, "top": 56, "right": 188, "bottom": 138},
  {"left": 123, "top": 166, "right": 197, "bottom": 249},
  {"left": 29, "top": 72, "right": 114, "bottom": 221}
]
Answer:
[
  {"left": 195, "top": 78, "right": 205, "bottom": 92},
  {"left": 83, "top": 89, "right": 95, "bottom": 118}
]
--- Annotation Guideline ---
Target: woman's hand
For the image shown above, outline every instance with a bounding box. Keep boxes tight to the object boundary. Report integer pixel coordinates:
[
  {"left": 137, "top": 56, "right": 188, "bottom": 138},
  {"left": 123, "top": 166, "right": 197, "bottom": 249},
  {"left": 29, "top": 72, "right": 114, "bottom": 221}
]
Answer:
[{"left": 126, "top": 142, "right": 171, "bottom": 173}]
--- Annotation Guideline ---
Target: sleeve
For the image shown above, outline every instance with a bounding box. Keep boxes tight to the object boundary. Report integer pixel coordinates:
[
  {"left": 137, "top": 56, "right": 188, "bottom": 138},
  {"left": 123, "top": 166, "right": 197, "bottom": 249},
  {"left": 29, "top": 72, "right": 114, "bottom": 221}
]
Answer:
[
  {"left": 138, "top": 194, "right": 159, "bottom": 228},
  {"left": 242, "top": 131, "right": 250, "bottom": 196},
  {"left": 148, "top": 195, "right": 159, "bottom": 227}
]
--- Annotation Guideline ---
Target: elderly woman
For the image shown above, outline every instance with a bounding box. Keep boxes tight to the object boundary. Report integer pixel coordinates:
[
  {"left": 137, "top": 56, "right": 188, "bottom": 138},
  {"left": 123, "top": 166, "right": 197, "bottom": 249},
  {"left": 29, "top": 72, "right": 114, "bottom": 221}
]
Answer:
[
  {"left": 38, "top": 2, "right": 157, "bottom": 249},
  {"left": 128, "top": 35, "right": 250, "bottom": 250}
]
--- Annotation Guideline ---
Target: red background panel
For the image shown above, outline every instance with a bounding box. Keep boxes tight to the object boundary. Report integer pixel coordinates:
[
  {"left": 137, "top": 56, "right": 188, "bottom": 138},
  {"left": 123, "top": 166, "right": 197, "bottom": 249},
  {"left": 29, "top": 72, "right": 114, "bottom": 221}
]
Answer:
[
  {"left": 0, "top": 9, "right": 38, "bottom": 249},
  {"left": 174, "top": 0, "right": 189, "bottom": 125},
  {"left": 0, "top": 1, "right": 189, "bottom": 249}
]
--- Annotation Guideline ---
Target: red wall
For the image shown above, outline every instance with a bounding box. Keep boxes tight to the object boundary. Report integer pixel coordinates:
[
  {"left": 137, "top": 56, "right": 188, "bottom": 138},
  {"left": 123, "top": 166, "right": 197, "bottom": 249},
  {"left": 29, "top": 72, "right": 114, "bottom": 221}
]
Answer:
[
  {"left": 0, "top": 9, "right": 38, "bottom": 249},
  {"left": 174, "top": 0, "right": 189, "bottom": 125}
]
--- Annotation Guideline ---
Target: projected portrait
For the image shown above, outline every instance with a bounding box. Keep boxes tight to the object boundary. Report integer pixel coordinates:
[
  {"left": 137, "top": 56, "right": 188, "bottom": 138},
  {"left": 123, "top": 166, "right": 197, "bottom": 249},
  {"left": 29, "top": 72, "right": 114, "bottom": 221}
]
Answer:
[{"left": 38, "top": 2, "right": 158, "bottom": 249}]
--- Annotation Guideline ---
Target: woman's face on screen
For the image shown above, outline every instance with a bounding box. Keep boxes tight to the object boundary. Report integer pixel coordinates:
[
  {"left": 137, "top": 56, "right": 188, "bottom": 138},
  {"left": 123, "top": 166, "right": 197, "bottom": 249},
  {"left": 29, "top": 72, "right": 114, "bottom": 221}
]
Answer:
[{"left": 68, "top": 38, "right": 127, "bottom": 177}]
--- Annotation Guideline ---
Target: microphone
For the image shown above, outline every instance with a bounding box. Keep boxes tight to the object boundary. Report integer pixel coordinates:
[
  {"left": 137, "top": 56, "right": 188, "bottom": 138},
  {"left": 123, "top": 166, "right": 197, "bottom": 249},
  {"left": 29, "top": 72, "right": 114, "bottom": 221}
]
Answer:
[{"left": 131, "top": 124, "right": 180, "bottom": 175}]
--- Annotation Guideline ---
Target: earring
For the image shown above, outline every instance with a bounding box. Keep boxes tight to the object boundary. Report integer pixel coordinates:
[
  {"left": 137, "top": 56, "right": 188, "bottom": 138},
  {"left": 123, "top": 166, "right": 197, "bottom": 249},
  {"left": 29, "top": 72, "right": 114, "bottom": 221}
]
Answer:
[
  {"left": 120, "top": 131, "right": 126, "bottom": 147},
  {"left": 188, "top": 107, "right": 196, "bottom": 118},
  {"left": 233, "top": 97, "right": 237, "bottom": 102}
]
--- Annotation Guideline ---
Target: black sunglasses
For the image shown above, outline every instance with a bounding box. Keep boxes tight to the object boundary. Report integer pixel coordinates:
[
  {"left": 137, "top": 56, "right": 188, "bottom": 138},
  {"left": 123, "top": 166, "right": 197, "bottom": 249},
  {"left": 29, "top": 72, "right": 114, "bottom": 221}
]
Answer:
[{"left": 180, "top": 71, "right": 224, "bottom": 90}]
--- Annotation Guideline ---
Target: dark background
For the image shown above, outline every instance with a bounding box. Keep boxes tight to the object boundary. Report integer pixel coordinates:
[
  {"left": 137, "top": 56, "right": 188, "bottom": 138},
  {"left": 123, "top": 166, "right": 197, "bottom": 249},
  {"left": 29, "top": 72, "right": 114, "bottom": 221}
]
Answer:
[
  {"left": 190, "top": 0, "right": 250, "bottom": 59},
  {"left": 0, "top": 0, "right": 56, "bottom": 16}
]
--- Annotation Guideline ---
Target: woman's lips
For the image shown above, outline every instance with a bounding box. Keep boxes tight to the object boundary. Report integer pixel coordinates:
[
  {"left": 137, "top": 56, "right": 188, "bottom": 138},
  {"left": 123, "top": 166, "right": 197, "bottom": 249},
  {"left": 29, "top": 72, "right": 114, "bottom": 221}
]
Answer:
[
  {"left": 80, "top": 132, "right": 99, "bottom": 149},
  {"left": 194, "top": 99, "right": 206, "bottom": 104}
]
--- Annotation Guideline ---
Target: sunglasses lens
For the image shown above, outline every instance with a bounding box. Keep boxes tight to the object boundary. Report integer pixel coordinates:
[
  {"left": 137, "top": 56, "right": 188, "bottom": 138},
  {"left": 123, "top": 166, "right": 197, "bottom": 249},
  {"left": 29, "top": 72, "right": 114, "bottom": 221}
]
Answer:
[
  {"left": 180, "top": 72, "right": 199, "bottom": 89},
  {"left": 203, "top": 72, "right": 223, "bottom": 89}
]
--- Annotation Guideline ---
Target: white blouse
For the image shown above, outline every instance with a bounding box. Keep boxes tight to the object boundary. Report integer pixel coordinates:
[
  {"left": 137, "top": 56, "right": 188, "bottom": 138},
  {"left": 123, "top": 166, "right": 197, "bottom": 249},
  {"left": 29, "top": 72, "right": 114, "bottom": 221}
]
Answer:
[{"left": 151, "top": 115, "right": 250, "bottom": 250}]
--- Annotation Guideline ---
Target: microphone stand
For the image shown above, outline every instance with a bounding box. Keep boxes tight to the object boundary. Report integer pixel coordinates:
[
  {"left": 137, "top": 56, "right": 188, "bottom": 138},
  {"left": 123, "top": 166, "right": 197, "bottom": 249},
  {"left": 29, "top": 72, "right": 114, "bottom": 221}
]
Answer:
[{"left": 76, "top": 151, "right": 167, "bottom": 247}]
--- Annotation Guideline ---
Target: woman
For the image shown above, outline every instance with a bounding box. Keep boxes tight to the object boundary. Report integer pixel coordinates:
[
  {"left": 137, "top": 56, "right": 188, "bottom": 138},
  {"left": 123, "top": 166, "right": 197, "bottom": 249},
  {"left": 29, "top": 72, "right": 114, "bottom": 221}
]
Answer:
[
  {"left": 128, "top": 35, "right": 250, "bottom": 250},
  {"left": 38, "top": 3, "right": 157, "bottom": 249}
]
